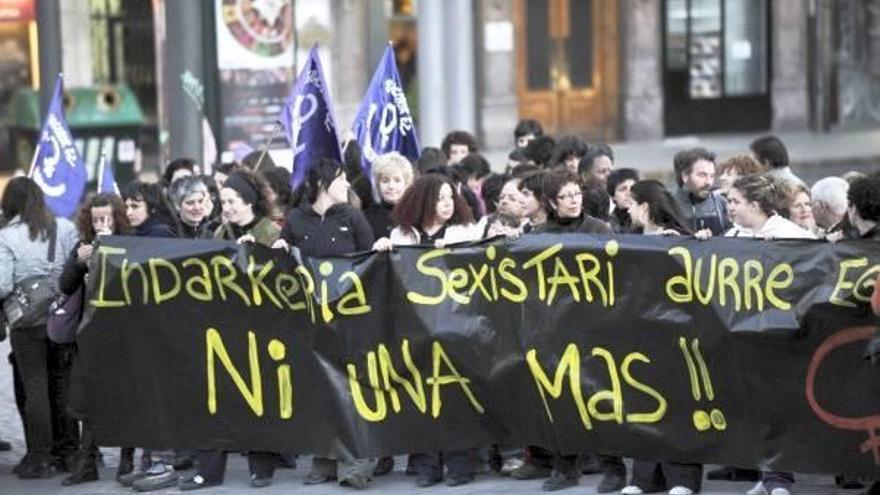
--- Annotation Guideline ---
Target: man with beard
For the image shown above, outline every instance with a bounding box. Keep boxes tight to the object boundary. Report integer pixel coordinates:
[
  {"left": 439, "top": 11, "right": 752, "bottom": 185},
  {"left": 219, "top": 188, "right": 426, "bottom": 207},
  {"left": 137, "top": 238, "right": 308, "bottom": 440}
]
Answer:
[{"left": 672, "top": 148, "right": 731, "bottom": 237}]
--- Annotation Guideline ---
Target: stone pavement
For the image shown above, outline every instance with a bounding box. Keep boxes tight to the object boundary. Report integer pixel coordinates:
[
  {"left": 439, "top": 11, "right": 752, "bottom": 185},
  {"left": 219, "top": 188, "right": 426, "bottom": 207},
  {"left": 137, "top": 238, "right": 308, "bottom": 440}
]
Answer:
[{"left": 0, "top": 341, "right": 867, "bottom": 494}]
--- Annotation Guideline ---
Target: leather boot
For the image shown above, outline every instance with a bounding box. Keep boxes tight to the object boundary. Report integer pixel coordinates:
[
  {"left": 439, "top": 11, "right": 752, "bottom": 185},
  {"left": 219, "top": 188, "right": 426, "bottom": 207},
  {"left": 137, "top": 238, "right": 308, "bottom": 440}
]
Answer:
[
  {"left": 62, "top": 454, "right": 99, "bottom": 486},
  {"left": 117, "top": 447, "right": 135, "bottom": 481}
]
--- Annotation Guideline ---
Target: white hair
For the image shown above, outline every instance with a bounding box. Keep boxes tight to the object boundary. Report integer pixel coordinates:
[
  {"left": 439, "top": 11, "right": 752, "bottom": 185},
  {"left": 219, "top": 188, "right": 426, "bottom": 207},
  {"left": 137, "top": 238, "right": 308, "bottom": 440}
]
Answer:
[{"left": 810, "top": 176, "right": 849, "bottom": 215}]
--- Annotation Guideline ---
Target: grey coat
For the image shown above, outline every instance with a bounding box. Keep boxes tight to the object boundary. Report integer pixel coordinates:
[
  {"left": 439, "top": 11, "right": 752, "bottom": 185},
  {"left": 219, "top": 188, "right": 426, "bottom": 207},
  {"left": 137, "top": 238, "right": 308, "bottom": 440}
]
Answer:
[{"left": 0, "top": 216, "right": 79, "bottom": 299}]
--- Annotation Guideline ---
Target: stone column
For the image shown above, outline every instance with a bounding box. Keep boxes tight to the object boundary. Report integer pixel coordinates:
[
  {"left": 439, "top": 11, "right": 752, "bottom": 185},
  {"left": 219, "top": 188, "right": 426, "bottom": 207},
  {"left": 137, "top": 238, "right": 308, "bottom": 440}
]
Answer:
[
  {"left": 476, "top": 0, "right": 517, "bottom": 151},
  {"left": 162, "top": 0, "right": 205, "bottom": 163},
  {"left": 444, "top": 0, "right": 477, "bottom": 134},
  {"left": 331, "top": 0, "right": 370, "bottom": 130},
  {"left": 417, "top": 0, "right": 448, "bottom": 148},
  {"left": 771, "top": 0, "right": 809, "bottom": 130},
  {"left": 621, "top": 0, "right": 664, "bottom": 140},
  {"left": 36, "top": 0, "right": 62, "bottom": 115}
]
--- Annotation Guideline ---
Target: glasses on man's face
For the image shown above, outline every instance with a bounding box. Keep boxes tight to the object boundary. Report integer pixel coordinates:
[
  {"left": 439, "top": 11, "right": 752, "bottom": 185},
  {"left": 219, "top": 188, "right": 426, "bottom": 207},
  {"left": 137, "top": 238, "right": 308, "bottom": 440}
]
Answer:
[{"left": 557, "top": 191, "right": 583, "bottom": 201}]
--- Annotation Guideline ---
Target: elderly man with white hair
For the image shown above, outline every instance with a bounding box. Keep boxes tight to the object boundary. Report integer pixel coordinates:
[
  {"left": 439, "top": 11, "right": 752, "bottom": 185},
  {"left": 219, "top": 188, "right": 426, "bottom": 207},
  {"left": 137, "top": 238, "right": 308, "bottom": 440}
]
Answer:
[{"left": 810, "top": 176, "right": 852, "bottom": 238}]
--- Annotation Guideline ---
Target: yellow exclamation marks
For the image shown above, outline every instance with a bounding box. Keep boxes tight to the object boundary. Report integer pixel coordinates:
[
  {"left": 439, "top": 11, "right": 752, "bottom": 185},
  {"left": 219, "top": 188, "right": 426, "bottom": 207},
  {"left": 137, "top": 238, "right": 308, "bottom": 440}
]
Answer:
[{"left": 678, "top": 337, "right": 726, "bottom": 432}]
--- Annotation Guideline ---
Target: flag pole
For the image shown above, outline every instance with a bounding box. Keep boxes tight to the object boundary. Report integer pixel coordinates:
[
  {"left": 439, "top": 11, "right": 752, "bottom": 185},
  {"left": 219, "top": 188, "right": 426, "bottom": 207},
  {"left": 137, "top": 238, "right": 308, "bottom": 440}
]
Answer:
[
  {"left": 253, "top": 121, "right": 281, "bottom": 172},
  {"left": 97, "top": 151, "right": 107, "bottom": 193}
]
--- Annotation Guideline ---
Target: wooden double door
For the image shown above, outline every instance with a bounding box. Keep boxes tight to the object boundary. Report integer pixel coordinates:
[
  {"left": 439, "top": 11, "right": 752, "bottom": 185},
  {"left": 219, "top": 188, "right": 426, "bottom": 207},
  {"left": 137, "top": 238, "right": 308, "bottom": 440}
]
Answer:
[{"left": 514, "top": 0, "right": 619, "bottom": 140}]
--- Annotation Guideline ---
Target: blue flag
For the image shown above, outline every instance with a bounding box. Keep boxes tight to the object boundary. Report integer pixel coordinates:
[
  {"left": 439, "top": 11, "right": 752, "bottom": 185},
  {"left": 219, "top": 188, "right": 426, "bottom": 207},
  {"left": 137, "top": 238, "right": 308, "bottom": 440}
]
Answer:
[
  {"left": 29, "top": 75, "right": 87, "bottom": 218},
  {"left": 280, "top": 45, "right": 342, "bottom": 189},
  {"left": 352, "top": 45, "right": 420, "bottom": 182},
  {"left": 97, "top": 153, "right": 119, "bottom": 195}
]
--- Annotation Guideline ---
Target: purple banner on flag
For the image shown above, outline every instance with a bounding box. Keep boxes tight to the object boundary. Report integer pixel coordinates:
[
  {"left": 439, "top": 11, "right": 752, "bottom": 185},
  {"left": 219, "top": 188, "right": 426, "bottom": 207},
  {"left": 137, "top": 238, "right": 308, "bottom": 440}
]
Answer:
[
  {"left": 280, "top": 45, "right": 341, "bottom": 189},
  {"left": 30, "top": 75, "right": 87, "bottom": 218},
  {"left": 351, "top": 45, "right": 420, "bottom": 183}
]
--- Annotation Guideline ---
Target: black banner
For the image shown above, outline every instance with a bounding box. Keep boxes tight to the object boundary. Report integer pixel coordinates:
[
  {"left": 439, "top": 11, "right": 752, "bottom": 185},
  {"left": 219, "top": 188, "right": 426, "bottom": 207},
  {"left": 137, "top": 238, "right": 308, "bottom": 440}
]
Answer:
[{"left": 75, "top": 235, "right": 880, "bottom": 476}]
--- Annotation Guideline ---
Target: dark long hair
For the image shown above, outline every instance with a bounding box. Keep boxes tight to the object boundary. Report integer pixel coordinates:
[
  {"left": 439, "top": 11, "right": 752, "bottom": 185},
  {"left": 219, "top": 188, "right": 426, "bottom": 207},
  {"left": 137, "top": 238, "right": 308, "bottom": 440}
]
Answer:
[
  {"left": 292, "top": 158, "right": 345, "bottom": 206},
  {"left": 121, "top": 181, "right": 175, "bottom": 221},
  {"left": 0, "top": 177, "right": 55, "bottom": 240},
  {"left": 630, "top": 180, "right": 692, "bottom": 234},
  {"left": 75, "top": 193, "right": 131, "bottom": 243},
  {"left": 391, "top": 173, "right": 473, "bottom": 231}
]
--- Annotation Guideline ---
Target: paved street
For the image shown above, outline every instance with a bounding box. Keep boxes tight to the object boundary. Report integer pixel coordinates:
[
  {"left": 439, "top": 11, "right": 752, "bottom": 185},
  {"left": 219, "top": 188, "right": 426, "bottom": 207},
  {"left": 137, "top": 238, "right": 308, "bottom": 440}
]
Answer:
[{"left": 0, "top": 340, "right": 868, "bottom": 494}]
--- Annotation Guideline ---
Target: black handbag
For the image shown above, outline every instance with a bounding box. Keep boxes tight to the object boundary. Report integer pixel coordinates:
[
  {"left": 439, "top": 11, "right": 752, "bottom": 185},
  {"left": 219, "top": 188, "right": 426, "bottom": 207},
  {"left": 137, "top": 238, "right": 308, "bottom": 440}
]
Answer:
[{"left": 2, "top": 224, "right": 59, "bottom": 330}]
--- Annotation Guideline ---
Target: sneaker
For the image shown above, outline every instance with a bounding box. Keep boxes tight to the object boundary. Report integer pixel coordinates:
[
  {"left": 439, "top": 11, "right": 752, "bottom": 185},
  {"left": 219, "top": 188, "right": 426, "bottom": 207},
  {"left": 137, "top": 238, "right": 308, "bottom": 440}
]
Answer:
[
  {"left": 596, "top": 471, "right": 627, "bottom": 493},
  {"left": 769, "top": 489, "right": 791, "bottom": 495},
  {"left": 542, "top": 472, "right": 578, "bottom": 491},
  {"left": 622, "top": 486, "right": 645, "bottom": 495},
  {"left": 250, "top": 473, "right": 273, "bottom": 488},
  {"left": 374, "top": 456, "right": 394, "bottom": 476},
  {"left": 510, "top": 461, "right": 552, "bottom": 480},
  {"left": 340, "top": 472, "right": 371, "bottom": 489},
  {"left": 669, "top": 487, "right": 694, "bottom": 495},
  {"left": 118, "top": 470, "right": 149, "bottom": 487},
  {"left": 415, "top": 472, "right": 442, "bottom": 488},
  {"left": 133, "top": 468, "right": 179, "bottom": 492},
  {"left": 179, "top": 474, "right": 222, "bottom": 491},
  {"left": 709, "top": 466, "right": 761, "bottom": 482},
  {"left": 446, "top": 474, "right": 474, "bottom": 487},
  {"left": 500, "top": 457, "right": 524, "bottom": 475},
  {"left": 304, "top": 471, "right": 336, "bottom": 485},
  {"left": 17, "top": 460, "right": 54, "bottom": 479},
  {"left": 61, "top": 455, "right": 99, "bottom": 486},
  {"left": 746, "top": 481, "right": 767, "bottom": 495}
]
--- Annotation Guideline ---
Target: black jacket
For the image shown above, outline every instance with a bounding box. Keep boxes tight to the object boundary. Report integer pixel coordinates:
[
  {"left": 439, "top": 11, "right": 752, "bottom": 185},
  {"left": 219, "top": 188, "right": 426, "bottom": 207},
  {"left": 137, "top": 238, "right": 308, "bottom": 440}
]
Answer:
[
  {"left": 531, "top": 214, "right": 611, "bottom": 235},
  {"left": 136, "top": 216, "right": 176, "bottom": 238},
  {"left": 280, "top": 203, "right": 375, "bottom": 258},
  {"left": 364, "top": 201, "right": 395, "bottom": 239},
  {"left": 59, "top": 242, "right": 88, "bottom": 296}
]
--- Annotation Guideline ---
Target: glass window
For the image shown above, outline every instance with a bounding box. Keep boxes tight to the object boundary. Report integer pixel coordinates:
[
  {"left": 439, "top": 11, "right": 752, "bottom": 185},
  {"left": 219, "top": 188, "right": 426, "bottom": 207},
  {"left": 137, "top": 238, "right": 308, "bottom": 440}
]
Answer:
[
  {"left": 688, "top": 0, "right": 722, "bottom": 99},
  {"left": 566, "top": 0, "right": 593, "bottom": 88},
  {"left": 526, "top": 0, "right": 552, "bottom": 90},
  {"left": 723, "top": 0, "right": 768, "bottom": 96},
  {"left": 665, "top": 0, "right": 688, "bottom": 71}
]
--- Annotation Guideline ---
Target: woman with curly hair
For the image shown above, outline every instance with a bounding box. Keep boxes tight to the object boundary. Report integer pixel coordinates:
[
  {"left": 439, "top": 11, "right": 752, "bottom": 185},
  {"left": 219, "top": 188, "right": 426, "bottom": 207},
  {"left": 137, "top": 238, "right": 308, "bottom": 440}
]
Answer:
[{"left": 58, "top": 193, "right": 131, "bottom": 486}]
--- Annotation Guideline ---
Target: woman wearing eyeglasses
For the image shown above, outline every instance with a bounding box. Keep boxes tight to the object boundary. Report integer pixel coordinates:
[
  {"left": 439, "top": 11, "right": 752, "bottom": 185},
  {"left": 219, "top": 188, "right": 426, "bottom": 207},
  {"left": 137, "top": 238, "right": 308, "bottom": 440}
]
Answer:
[{"left": 531, "top": 171, "right": 610, "bottom": 236}]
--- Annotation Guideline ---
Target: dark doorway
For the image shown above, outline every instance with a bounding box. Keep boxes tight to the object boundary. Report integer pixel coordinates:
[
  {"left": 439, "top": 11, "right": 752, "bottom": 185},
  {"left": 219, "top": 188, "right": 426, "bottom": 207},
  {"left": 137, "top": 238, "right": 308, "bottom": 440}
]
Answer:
[{"left": 663, "top": 0, "right": 771, "bottom": 135}]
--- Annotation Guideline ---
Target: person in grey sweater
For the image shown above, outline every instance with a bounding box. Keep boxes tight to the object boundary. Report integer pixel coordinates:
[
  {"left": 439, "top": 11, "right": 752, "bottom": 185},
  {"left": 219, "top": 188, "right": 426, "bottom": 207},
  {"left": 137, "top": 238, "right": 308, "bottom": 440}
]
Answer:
[{"left": 0, "top": 177, "right": 78, "bottom": 479}]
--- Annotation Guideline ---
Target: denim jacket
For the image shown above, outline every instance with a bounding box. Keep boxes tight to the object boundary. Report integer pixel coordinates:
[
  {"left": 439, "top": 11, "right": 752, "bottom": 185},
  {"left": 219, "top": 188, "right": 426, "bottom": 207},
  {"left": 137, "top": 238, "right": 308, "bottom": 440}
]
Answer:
[{"left": 0, "top": 216, "right": 79, "bottom": 299}]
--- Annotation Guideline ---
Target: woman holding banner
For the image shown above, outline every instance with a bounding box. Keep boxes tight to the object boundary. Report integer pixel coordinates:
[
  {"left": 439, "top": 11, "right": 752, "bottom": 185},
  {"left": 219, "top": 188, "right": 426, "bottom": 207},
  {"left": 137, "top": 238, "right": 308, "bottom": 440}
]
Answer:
[
  {"left": 176, "top": 169, "right": 282, "bottom": 491},
  {"left": 373, "top": 172, "right": 481, "bottom": 487},
  {"left": 728, "top": 175, "right": 814, "bottom": 495},
  {"left": 274, "top": 157, "right": 377, "bottom": 490},
  {"left": 0, "top": 178, "right": 79, "bottom": 479},
  {"left": 623, "top": 179, "right": 703, "bottom": 495},
  {"left": 58, "top": 192, "right": 131, "bottom": 486}
]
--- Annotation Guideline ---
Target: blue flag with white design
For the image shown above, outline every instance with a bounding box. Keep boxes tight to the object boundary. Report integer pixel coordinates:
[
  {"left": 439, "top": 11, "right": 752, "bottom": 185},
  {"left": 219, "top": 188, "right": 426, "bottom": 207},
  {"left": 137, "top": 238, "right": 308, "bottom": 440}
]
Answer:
[
  {"left": 352, "top": 44, "right": 420, "bottom": 182},
  {"left": 97, "top": 153, "right": 119, "bottom": 195},
  {"left": 280, "top": 44, "right": 342, "bottom": 189},
  {"left": 29, "top": 74, "right": 87, "bottom": 218}
]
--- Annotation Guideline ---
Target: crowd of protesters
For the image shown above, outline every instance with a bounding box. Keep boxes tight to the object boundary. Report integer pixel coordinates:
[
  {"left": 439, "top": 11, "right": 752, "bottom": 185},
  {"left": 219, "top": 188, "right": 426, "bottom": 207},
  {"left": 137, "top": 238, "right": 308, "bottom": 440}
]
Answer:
[{"left": 1, "top": 119, "right": 879, "bottom": 495}]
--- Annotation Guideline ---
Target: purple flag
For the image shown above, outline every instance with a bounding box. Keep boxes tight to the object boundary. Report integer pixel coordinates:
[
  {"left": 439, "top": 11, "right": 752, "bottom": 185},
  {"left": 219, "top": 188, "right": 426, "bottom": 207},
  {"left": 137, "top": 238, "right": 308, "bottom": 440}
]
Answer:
[
  {"left": 351, "top": 45, "right": 420, "bottom": 182},
  {"left": 280, "top": 44, "right": 342, "bottom": 189},
  {"left": 29, "top": 74, "right": 87, "bottom": 218}
]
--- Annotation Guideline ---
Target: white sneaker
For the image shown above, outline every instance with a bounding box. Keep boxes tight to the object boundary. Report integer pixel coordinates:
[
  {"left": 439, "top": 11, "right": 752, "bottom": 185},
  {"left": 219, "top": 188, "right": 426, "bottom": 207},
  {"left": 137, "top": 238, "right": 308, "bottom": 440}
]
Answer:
[
  {"left": 669, "top": 486, "right": 693, "bottom": 495},
  {"left": 769, "top": 488, "right": 791, "bottom": 495},
  {"left": 746, "top": 481, "right": 767, "bottom": 495},
  {"left": 622, "top": 486, "right": 644, "bottom": 495}
]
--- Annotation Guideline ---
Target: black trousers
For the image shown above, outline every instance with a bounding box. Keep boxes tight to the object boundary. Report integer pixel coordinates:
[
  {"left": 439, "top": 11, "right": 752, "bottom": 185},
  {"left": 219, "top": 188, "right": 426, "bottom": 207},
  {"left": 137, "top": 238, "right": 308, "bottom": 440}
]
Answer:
[
  {"left": 411, "top": 449, "right": 477, "bottom": 478},
  {"left": 10, "top": 326, "right": 79, "bottom": 463},
  {"left": 631, "top": 460, "right": 702, "bottom": 492},
  {"left": 195, "top": 450, "right": 277, "bottom": 483}
]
